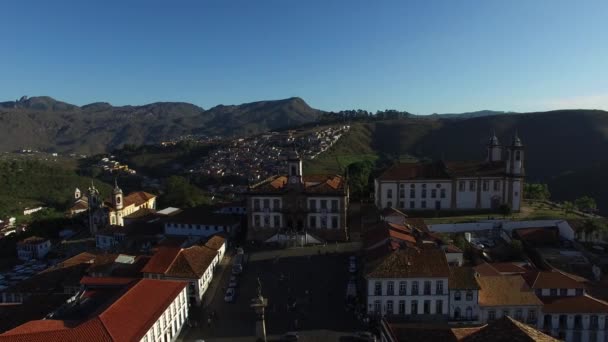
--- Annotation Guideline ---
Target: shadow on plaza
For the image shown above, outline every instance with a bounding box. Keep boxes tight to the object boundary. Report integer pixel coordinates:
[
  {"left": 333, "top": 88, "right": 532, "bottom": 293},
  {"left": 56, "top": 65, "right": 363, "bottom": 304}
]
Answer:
[{"left": 195, "top": 251, "right": 364, "bottom": 340}]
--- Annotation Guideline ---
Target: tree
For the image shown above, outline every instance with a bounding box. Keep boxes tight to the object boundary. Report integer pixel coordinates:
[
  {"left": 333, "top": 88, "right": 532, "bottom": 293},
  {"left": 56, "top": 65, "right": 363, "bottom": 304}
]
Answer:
[
  {"left": 347, "top": 160, "right": 374, "bottom": 199},
  {"left": 575, "top": 196, "right": 597, "bottom": 212},
  {"left": 499, "top": 203, "right": 512, "bottom": 218},
  {"left": 453, "top": 234, "right": 468, "bottom": 252},
  {"left": 161, "top": 176, "right": 211, "bottom": 208},
  {"left": 524, "top": 183, "right": 550, "bottom": 201},
  {"left": 562, "top": 201, "right": 576, "bottom": 216},
  {"left": 582, "top": 219, "right": 608, "bottom": 240}
]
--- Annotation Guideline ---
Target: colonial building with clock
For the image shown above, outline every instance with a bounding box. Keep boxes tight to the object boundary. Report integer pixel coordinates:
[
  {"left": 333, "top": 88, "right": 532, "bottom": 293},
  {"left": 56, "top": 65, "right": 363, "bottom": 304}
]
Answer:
[{"left": 246, "top": 151, "right": 349, "bottom": 244}]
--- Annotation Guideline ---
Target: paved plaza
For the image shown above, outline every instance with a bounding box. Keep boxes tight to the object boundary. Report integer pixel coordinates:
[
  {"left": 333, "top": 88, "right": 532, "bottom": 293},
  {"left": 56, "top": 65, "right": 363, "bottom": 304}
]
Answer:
[{"left": 180, "top": 244, "right": 367, "bottom": 341}]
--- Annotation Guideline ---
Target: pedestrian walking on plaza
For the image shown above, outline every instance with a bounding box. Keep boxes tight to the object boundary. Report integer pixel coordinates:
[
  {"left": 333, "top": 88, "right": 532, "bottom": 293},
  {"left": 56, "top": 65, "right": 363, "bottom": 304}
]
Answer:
[{"left": 207, "top": 317, "right": 212, "bottom": 328}]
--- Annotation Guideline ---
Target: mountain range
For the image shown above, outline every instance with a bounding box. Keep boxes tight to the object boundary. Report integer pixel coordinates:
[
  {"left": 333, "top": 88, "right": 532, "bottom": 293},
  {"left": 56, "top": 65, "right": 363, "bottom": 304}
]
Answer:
[
  {"left": 2, "top": 95, "right": 608, "bottom": 211},
  {"left": 0, "top": 96, "right": 321, "bottom": 154}
]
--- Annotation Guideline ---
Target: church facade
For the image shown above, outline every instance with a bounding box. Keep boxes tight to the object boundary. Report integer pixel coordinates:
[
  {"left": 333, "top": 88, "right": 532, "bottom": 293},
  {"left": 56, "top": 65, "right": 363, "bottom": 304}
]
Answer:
[
  {"left": 374, "top": 133, "right": 525, "bottom": 212},
  {"left": 246, "top": 152, "right": 349, "bottom": 244},
  {"left": 87, "top": 181, "right": 157, "bottom": 233}
]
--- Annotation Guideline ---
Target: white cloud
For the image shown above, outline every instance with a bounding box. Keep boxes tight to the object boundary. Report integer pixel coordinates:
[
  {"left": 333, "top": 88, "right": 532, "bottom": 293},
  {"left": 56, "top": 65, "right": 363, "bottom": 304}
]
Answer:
[{"left": 540, "top": 93, "right": 608, "bottom": 111}]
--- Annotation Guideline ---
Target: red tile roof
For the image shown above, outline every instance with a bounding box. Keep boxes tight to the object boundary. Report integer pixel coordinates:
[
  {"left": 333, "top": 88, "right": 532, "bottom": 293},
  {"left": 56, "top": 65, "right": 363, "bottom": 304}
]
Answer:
[
  {"left": 164, "top": 246, "right": 217, "bottom": 279},
  {"left": 140, "top": 246, "right": 181, "bottom": 274},
  {"left": 474, "top": 262, "right": 501, "bottom": 276},
  {"left": 388, "top": 229, "right": 417, "bottom": 245},
  {"left": 98, "top": 279, "right": 187, "bottom": 341},
  {"left": 249, "top": 174, "right": 347, "bottom": 194},
  {"left": 204, "top": 235, "right": 226, "bottom": 251},
  {"left": 449, "top": 267, "right": 481, "bottom": 290},
  {"left": 377, "top": 161, "right": 506, "bottom": 181},
  {"left": 461, "top": 316, "right": 559, "bottom": 342},
  {"left": 0, "top": 279, "right": 186, "bottom": 342},
  {"left": 107, "top": 191, "right": 156, "bottom": 210},
  {"left": 2, "top": 320, "right": 69, "bottom": 335},
  {"left": 541, "top": 294, "right": 608, "bottom": 313},
  {"left": 0, "top": 318, "right": 112, "bottom": 342},
  {"left": 477, "top": 275, "right": 542, "bottom": 307},
  {"left": 366, "top": 248, "right": 450, "bottom": 278},
  {"left": 488, "top": 262, "right": 529, "bottom": 274},
  {"left": 513, "top": 227, "right": 560, "bottom": 246},
  {"left": 522, "top": 270, "right": 585, "bottom": 290}
]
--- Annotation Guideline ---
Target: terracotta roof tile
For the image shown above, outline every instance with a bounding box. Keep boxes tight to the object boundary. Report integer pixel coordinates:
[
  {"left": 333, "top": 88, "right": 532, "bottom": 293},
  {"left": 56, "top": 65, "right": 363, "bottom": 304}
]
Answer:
[
  {"left": 474, "top": 262, "right": 501, "bottom": 276},
  {"left": 541, "top": 294, "right": 608, "bottom": 313},
  {"left": 384, "top": 317, "right": 557, "bottom": 342},
  {"left": 449, "top": 267, "right": 480, "bottom": 289},
  {"left": 0, "top": 318, "right": 112, "bottom": 342},
  {"left": 140, "top": 246, "right": 181, "bottom": 274},
  {"left": 490, "top": 263, "right": 529, "bottom": 274},
  {"left": 522, "top": 270, "right": 585, "bottom": 290},
  {"left": 0, "top": 280, "right": 186, "bottom": 342},
  {"left": 204, "top": 235, "right": 226, "bottom": 251},
  {"left": 249, "top": 174, "right": 347, "bottom": 194},
  {"left": 164, "top": 246, "right": 217, "bottom": 279},
  {"left": 378, "top": 161, "right": 507, "bottom": 181},
  {"left": 107, "top": 191, "right": 156, "bottom": 210},
  {"left": 513, "top": 227, "right": 560, "bottom": 246},
  {"left": 366, "top": 248, "right": 450, "bottom": 279},
  {"left": 98, "top": 279, "right": 187, "bottom": 341},
  {"left": 477, "top": 275, "right": 542, "bottom": 307},
  {"left": 461, "top": 316, "right": 559, "bottom": 342}
]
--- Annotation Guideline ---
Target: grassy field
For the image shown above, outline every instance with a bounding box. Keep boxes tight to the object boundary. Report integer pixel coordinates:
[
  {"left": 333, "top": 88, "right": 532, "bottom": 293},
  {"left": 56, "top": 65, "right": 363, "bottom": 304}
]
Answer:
[
  {"left": 304, "top": 123, "right": 378, "bottom": 174},
  {"left": 423, "top": 200, "right": 588, "bottom": 224}
]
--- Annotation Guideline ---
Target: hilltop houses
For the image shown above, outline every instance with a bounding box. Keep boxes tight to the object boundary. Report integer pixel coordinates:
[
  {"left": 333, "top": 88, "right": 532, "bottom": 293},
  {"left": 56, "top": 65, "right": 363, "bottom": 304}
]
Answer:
[{"left": 374, "top": 133, "right": 525, "bottom": 212}]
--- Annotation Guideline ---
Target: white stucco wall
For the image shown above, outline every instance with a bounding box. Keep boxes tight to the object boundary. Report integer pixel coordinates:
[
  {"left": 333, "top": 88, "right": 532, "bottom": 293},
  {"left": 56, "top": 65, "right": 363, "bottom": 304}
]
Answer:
[
  {"left": 449, "top": 289, "right": 479, "bottom": 321},
  {"left": 429, "top": 220, "right": 575, "bottom": 241},
  {"left": 140, "top": 286, "right": 189, "bottom": 342},
  {"left": 367, "top": 277, "right": 449, "bottom": 315}
]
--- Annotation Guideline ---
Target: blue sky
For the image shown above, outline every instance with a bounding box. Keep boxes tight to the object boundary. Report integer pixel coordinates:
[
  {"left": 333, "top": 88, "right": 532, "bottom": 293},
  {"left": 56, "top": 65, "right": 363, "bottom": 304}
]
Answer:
[{"left": 1, "top": 0, "right": 607, "bottom": 114}]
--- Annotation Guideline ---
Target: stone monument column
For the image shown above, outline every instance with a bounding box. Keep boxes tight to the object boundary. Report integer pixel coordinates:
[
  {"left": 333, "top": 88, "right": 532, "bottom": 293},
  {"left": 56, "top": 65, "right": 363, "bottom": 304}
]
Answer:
[{"left": 251, "top": 277, "right": 268, "bottom": 342}]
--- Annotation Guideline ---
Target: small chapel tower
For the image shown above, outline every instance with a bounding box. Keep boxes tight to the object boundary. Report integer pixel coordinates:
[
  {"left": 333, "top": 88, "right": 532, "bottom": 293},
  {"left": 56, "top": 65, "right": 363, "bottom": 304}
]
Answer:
[{"left": 486, "top": 131, "right": 502, "bottom": 162}]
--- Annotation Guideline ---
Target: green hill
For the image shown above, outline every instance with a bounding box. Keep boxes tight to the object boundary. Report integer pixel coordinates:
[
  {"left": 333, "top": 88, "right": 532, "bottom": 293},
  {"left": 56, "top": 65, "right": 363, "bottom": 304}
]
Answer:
[
  {"left": 0, "top": 96, "right": 321, "bottom": 154},
  {"left": 0, "top": 159, "right": 112, "bottom": 217},
  {"left": 306, "top": 110, "right": 608, "bottom": 212}
]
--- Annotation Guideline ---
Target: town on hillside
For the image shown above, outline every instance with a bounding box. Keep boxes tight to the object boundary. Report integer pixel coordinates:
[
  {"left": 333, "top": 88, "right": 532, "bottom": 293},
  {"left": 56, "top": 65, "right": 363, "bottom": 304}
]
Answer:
[{"left": 0, "top": 130, "right": 607, "bottom": 342}]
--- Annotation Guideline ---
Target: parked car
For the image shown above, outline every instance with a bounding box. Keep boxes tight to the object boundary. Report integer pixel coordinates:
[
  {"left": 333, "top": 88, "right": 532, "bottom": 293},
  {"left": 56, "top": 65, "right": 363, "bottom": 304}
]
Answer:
[
  {"left": 228, "top": 275, "right": 238, "bottom": 288},
  {"left": 281, "top": 331, "right": 299, "bottom": 341},
  {"left": 349, "top": 255, "right": 357, "bottom": 263},
  {"left": 224, "top": 288, "right": 236, "bottom": 302},
  {"left": 348, "top": 263, "right": 357, "bottom": 273}
]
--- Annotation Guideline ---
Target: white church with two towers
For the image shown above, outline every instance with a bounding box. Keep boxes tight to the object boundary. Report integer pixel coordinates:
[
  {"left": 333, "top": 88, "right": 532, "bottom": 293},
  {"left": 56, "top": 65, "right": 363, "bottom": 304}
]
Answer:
[
  {"left": 374, "top": 132, "right": 525, "bottom": 212},
  {"left": 81, "top": 180, "right": 157, "bottom": 233}
]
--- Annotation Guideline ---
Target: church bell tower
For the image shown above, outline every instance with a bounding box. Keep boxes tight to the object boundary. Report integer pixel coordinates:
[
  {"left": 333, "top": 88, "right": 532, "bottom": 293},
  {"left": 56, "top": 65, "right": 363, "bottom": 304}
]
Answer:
[
  {"left": 287, "top": 150, "right": 303, "bottom": 186},
  {"left": 486, "top": 131, "right": 502, "bottom": 162},
  {"left": 113, "top": 179, "right": 124, "bottom": 211}
]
